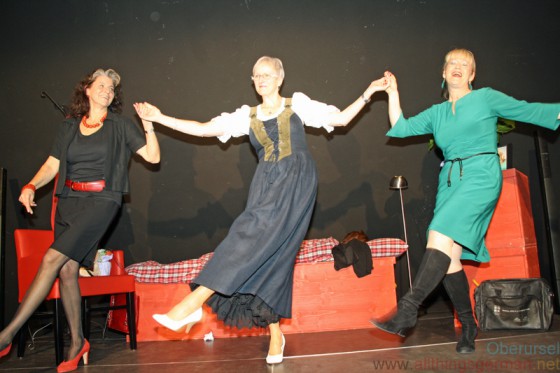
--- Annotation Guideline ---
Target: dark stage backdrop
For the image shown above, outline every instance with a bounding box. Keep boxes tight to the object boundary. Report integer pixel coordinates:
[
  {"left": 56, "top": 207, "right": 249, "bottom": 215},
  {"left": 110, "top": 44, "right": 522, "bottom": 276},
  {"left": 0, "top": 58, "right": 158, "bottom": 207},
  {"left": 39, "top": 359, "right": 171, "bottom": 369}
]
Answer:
[{"left": 1, "top": 0, "right": 559, "bottom": 319}]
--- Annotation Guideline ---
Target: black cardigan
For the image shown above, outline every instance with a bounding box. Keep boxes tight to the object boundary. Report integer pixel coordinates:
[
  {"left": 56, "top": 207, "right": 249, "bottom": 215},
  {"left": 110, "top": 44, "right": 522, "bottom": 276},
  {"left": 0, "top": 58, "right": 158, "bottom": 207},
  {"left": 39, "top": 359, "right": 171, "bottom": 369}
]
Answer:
[{"left": 50, "top": 112, "right": 146, "bottom": 196}]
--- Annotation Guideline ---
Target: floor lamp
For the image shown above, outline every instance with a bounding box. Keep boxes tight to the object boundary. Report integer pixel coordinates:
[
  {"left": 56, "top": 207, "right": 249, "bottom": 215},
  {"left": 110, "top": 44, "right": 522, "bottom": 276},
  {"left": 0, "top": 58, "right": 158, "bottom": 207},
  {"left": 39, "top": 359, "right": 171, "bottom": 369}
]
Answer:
[{"left": 390, "top": 175, "right": 414, "bottom": 292}]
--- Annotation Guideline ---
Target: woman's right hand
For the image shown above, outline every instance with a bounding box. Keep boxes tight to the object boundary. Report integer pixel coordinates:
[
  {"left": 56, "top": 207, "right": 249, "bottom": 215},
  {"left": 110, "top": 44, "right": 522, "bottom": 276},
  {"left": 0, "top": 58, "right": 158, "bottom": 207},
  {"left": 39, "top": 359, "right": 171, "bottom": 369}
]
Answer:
[
  {"left": 17, "top": 156, "right": 59, "bottom": 215},
  {"left": 134, "top": 102, "right": 162, "bottom": 122},
  {"left": 384, "top": 71, "right": 398, "bottom": 94},
  {"left": 19, "top": 188, "right": 37, "bottom": 214}
]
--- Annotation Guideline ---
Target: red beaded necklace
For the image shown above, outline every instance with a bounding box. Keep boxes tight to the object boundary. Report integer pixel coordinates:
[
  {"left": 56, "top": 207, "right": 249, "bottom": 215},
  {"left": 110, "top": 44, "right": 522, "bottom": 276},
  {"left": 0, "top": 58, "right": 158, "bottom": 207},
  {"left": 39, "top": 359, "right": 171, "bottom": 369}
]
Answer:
[{"left": 81, "top": 113, "right": 107, "bottom": 129}]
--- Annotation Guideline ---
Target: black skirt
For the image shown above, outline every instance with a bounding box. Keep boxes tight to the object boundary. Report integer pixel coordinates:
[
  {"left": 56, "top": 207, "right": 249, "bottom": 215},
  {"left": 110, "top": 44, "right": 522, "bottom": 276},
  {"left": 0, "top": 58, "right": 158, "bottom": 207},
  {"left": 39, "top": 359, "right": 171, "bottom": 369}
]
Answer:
[{"left": 52, "top": 196, "right": 120, "bottom": 262}]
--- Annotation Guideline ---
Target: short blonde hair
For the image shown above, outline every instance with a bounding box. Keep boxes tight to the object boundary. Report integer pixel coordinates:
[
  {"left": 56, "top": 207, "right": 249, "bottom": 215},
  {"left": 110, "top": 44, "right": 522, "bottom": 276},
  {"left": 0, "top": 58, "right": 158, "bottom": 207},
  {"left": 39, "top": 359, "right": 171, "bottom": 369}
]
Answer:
[
  {"left": 443, "top": 48, "right": 476, "bottom": 73},
  {"left": 253, "top": 56, "right": 285, "bottom": 80}
]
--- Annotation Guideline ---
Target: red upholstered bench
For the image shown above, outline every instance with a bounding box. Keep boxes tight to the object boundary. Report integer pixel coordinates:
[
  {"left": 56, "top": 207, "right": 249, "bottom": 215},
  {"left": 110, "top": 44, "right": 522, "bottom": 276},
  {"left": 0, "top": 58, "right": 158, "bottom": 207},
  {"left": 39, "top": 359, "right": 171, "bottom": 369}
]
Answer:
[{"left": 109, "top": 237, "right": 407, "bottom": 341}]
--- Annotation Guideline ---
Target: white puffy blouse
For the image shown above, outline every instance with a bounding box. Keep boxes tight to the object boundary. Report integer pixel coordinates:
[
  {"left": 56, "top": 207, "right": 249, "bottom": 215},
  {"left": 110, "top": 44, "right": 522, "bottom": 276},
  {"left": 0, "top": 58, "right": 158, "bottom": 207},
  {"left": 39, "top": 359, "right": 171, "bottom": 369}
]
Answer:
[{"left": 212, "top": 92, "right": 340, "bottom": 143}]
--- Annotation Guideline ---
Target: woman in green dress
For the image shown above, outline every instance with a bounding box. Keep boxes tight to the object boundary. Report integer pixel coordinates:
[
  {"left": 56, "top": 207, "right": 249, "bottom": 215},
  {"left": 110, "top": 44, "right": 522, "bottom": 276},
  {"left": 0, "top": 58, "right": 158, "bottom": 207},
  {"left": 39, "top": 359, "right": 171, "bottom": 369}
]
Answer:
[{"left": 372, "top": 48, "right": 560, "bottom": 354}]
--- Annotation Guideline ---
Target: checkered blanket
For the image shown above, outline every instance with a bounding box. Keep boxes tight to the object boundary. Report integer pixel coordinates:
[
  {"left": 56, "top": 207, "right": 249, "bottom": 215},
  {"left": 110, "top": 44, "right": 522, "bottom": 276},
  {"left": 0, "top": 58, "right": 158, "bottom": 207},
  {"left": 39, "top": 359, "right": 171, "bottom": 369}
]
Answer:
[{"left": 125, "top": 237, "right": 407, "bottom": 284}]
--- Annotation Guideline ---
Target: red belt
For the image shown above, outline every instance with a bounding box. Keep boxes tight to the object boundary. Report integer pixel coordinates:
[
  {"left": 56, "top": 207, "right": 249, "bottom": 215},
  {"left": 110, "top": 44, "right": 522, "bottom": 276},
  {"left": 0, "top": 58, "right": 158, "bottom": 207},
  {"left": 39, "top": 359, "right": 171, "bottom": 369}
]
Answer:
[{"left": 65, "top": 179, "right": 106, "bottom": 192}]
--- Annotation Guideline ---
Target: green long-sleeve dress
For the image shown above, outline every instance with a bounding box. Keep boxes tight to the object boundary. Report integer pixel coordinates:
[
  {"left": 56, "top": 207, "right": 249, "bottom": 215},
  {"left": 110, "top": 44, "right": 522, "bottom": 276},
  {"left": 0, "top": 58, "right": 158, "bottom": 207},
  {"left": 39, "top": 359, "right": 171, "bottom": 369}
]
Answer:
[{"left": 387, "top": 88, "right": 560, "bottom": 262}]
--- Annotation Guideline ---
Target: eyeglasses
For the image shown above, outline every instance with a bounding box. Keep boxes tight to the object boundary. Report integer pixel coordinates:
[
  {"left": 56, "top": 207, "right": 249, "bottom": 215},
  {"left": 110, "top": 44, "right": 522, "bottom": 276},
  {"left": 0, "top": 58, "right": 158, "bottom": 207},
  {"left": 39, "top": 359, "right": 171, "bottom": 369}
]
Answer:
[{"left": 251, "top": 74, "right": 278, "bottom": 81}]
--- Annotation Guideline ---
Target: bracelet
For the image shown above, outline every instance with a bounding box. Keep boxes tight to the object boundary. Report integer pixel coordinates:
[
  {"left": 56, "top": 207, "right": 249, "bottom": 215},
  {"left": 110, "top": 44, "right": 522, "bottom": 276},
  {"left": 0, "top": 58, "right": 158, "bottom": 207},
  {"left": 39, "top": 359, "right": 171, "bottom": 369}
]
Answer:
[
  {"left": 22, "top": 183, "right": 36, "bottom": 193},
  {"left": 361, "top": 93, "right": 371, "bottom": 104},
  {"left": 145, "top": 128, "right": 155, "bottom": 134}
]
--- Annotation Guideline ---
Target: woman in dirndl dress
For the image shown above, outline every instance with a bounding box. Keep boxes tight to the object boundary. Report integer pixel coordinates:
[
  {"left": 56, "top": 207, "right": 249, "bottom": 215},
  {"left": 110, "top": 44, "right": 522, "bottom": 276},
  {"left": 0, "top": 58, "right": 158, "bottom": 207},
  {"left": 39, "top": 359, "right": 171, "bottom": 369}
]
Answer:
[{"left": 134, "top": 56, "right": 388, "bottom": 364}]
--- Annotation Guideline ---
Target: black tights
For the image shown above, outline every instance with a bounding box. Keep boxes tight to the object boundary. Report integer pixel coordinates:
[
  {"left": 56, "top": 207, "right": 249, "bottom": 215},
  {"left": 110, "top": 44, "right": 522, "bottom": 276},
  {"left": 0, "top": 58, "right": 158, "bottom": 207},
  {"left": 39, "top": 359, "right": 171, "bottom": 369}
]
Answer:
[
  {"left": 59, "top": 260, "right": 85, "bottom": 359},
  {"left": 0, "top": 249, "right": 84, "bottom": 360}
]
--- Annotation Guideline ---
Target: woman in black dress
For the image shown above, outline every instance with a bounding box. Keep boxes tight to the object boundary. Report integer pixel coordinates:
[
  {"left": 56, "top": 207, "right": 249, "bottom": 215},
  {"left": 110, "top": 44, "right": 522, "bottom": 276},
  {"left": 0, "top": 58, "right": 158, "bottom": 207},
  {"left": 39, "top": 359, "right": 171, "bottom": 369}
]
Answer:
[
  {"left": 0, "top": 68, "right": 160, "bottom": 372},
  {"left": 135, "top": 56, "right": 388, "bottom": 364}
]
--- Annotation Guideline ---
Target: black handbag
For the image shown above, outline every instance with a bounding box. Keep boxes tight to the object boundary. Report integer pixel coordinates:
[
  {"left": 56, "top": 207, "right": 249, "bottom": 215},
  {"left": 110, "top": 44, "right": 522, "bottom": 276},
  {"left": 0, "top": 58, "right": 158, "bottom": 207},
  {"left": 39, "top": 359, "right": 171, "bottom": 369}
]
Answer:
[{"left": 474, "top": 278, "right": 554, "bottom": 331}]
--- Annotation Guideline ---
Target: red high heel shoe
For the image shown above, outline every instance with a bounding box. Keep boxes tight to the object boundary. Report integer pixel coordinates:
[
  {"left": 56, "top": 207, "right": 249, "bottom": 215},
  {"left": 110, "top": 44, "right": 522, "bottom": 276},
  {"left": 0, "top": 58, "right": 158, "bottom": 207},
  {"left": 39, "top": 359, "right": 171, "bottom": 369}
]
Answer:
[
  {"left": 0, "top": 343, "right": 11, "bottom": 358},
  {"left": 56, "top": 339, "right": 90, "bottom": 373}
]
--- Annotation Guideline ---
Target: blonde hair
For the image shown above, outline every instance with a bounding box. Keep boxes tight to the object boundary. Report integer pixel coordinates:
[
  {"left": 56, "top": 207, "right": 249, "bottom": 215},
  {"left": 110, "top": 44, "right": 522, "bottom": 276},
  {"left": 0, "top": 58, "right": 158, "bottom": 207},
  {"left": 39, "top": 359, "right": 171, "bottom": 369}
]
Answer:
[
  {"left": 441, "top": 48, "right": 476, "bottom": 99},
  {"left": 253, "top": 56, "right": 285, "bottom": 80},
  {"left": 443, "top": 48, "right": 476, "bottom": 73}
]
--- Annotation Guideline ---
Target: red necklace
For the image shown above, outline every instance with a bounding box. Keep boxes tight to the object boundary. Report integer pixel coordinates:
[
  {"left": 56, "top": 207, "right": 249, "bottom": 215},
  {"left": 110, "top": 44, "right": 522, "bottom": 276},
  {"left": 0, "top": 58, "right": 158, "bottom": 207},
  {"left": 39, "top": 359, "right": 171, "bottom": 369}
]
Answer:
[{"left": 81, "top": 113, "right": 107, "bottom": 129}]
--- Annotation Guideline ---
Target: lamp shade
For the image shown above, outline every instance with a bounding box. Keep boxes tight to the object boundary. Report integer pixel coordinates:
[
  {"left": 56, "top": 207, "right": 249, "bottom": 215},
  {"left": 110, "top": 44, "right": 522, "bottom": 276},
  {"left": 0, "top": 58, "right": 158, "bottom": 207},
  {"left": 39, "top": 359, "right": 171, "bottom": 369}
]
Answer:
[{"left": 389, "top": 176, "right": 408, "bottom": 190}]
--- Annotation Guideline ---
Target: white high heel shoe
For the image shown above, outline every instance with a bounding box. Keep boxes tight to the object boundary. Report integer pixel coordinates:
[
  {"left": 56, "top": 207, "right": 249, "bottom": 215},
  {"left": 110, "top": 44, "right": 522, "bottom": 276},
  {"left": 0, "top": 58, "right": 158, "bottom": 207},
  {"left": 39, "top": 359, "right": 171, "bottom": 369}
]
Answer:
[
  {"left": 153, "top": 307, "right": 203, "bottom": 333},
  {"left": 266, "top": 334, "right": 285, "bottom": 364}
]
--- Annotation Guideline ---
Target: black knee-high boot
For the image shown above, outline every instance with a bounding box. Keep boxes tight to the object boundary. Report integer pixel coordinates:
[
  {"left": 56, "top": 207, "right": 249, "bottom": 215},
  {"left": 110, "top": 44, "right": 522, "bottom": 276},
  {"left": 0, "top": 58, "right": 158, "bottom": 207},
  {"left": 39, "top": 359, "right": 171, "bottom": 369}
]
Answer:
[
  {"left": 371, "top": 248, "right": 451, "bottom": 337},
  {"left": 443, "top": 270, "right": 477, "bottom": 353}
]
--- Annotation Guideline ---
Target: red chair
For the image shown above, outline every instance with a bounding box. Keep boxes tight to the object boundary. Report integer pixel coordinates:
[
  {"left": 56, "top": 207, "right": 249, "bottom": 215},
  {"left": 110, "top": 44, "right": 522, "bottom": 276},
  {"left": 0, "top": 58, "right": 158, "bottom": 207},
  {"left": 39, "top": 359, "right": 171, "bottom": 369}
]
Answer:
[{"left": 14, "top": 228, "right": 137, "bottom": 364}]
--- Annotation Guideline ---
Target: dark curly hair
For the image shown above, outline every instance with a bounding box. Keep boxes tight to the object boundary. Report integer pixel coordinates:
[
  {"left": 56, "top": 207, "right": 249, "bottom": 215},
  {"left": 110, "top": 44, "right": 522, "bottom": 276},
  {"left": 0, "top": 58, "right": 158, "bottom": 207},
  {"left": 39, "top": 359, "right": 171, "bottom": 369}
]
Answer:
[{"left": 68, "top": 68, "right": 123, "bottom": 118}]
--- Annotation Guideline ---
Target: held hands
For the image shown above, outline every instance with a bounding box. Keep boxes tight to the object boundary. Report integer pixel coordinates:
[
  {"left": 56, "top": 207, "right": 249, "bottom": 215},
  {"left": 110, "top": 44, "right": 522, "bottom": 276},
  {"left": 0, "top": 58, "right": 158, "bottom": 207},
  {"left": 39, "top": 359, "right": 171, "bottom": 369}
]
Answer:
[
  {"left": 370, "top": 76, "right": 390, "bottom": 92},
  {"left": 363, "top": 76, "right": 390, "bottom": 101},
  {"left": 133, "top": 102, "right": 163, "bottom": 123},
  {"left": 383, "top": 71, "right": 398, "bottom": 94},
  {"left": 19, "top": 189, "right": 37, "bottom": 214}
]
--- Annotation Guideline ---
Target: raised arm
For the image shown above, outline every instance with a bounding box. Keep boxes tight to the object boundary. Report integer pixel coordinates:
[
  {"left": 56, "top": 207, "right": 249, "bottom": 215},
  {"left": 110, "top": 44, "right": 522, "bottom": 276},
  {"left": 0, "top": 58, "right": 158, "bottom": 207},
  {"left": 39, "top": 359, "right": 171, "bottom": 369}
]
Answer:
[
  {"left": 327, "top": 76, "right": 389, "bottom": 127},
  {"left": 136, "top": 118, "right": 161, "bottom": 164},
  {"left": 134, "top": 102, "right": 226, "bottom": 138},
  {"left": 384, "top": 71, "right": 403, "bottom": 127}
]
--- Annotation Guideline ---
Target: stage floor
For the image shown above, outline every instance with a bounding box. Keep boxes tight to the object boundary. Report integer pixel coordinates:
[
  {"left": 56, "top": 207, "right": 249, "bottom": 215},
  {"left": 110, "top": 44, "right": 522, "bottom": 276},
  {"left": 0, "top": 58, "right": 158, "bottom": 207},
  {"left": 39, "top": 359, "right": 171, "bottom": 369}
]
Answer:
[{"left": 2, "top": 301, "right": 559, "bottom": 372}]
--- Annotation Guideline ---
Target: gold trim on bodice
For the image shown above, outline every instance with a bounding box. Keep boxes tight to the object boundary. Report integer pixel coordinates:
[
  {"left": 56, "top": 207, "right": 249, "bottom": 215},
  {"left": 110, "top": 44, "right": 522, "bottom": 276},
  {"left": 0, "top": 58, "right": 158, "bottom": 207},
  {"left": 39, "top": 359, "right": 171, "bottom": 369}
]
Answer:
[{"left": 250, "top": 98, "right": 293, "bottom": 162}]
